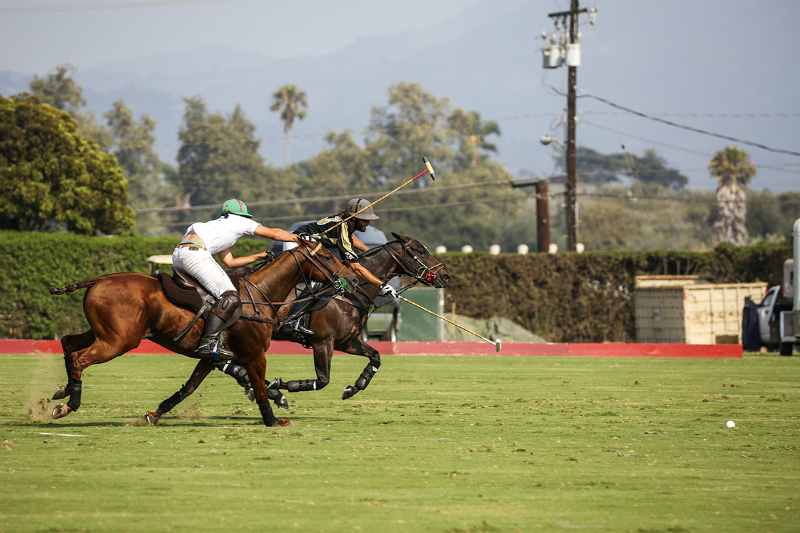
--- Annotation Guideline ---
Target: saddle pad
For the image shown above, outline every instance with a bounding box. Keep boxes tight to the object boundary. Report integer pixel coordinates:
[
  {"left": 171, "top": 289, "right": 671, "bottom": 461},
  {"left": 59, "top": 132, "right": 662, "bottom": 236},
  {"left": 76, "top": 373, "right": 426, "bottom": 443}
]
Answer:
[
  {"left": 158, "top": 271, "right": 244, "bottom": 313},
  {"left": 158, "top": 273, "right": 204, "bottom": 312}
]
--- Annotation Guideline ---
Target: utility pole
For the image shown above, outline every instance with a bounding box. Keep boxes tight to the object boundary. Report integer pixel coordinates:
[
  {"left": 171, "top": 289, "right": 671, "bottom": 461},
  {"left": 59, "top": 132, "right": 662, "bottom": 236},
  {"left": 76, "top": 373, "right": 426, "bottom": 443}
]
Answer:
[
  {"left": 536, "top": 180, "right": 550, "bottom": 253},
  {"left": 543, "top": 1, "right": 596, "bottom": 252},
  {"left": 565, "top": 0, "right": 578, "bottom": 252}
]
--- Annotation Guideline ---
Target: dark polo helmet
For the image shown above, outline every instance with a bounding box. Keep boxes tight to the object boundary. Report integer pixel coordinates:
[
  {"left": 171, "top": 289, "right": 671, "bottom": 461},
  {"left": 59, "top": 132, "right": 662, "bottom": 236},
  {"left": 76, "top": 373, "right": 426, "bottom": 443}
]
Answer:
[{"left": 345, "top": 198, "right": 379, "bottom": 220}]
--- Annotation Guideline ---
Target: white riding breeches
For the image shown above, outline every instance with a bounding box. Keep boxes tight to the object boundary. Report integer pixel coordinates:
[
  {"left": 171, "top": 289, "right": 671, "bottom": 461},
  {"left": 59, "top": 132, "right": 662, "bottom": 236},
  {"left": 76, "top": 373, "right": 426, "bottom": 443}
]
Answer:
[{"left": 172, "top": 245, "right": 235, "bottom": 299}]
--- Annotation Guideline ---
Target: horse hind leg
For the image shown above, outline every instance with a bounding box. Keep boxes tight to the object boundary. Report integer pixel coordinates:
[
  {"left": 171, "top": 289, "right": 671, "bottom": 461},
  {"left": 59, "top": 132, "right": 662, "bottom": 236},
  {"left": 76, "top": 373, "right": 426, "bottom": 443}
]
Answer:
[
  {"left": 52, "top": 335, "right": 136, "bottom": 420},
  {"left": 51, "top": 331, "right": 95, "bottom": 411}
]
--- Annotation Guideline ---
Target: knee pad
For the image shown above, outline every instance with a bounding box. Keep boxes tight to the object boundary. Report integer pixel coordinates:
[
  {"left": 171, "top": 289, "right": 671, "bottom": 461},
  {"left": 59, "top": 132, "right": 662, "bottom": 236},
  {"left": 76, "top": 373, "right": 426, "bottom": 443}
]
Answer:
[{"left": 212, "top": 290, "right": 241, "bottom": 322}]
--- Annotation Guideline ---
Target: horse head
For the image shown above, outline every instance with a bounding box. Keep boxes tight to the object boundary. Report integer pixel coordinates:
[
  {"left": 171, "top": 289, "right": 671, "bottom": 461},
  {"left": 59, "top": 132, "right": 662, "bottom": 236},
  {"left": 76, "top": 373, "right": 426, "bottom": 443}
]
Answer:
[{"left": 388, "top": 232, "right": 450, "bottom": 288}]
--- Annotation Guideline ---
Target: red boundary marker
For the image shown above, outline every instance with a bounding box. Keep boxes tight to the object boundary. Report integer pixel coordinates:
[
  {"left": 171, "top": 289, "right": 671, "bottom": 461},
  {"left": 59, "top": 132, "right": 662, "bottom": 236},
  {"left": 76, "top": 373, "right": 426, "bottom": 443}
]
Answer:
[{"left": 3, "top": 339, "right": 742, "bottom": 358}]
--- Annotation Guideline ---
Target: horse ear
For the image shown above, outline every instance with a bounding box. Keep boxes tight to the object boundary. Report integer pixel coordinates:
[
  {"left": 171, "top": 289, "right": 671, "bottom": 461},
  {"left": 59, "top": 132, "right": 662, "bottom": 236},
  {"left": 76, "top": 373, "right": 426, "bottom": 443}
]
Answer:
[{"left": 391, "top": 232, "right": 407, "bottom": 241}]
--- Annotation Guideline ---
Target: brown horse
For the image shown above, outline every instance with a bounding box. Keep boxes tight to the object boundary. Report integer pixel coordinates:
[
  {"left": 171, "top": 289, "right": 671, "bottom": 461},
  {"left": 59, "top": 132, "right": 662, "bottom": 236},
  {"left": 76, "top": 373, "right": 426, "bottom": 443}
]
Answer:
[
  {"left": 49, "top": 240, "right": 357, "bottom": 427},
  {"left": 144, "top": 233, "right": 449, "bottom": 424}
]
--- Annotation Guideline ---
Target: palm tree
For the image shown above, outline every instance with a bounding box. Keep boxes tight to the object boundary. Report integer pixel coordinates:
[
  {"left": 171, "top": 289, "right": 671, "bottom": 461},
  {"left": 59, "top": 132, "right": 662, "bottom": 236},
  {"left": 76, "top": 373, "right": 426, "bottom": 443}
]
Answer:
[
  {"left": 709, "top": 145, "right": 756, "bottom": 245},
  {"left": 467, "top": 111, "right": 500, "bottom": 167},
  {"left": 270, "top": 84, "right": 307, "bottom": 166}
]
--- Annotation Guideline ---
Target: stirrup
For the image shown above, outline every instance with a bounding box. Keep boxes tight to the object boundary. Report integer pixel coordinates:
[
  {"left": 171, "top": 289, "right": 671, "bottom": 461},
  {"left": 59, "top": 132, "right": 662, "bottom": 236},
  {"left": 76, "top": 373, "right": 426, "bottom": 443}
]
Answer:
[
  {"left": 282, "top": 318, "right": 314, "bottom": 336},
  {"left": 196, "top": 337, "right": 234, "bottom": 358}
]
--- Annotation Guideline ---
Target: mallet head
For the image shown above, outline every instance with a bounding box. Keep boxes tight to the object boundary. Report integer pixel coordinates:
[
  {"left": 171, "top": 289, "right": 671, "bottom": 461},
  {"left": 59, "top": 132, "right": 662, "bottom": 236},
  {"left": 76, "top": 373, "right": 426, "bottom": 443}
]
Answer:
[{"left": 423, "top": 156, "right": 435, "bottom": 180}]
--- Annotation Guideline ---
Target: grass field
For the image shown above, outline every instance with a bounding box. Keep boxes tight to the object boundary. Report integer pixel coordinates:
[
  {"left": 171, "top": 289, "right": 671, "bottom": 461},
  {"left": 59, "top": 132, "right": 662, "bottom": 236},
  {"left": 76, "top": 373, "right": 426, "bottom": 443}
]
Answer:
[{"left": 1, "top": 351, "right": 798, "bottom": 533}]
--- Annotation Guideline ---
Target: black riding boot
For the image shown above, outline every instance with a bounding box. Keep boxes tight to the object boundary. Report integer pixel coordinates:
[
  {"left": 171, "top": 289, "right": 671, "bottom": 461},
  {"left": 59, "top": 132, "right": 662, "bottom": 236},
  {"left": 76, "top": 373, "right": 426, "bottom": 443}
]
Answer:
[
  {"left": 197, "top": 312, "right": 233, "bottom": 358},
  {"left": 197, "top": 291, "right": 240, "bottom": 358},
  {"left": 281, "top": 299, "right": 314, "bottom": 336}
]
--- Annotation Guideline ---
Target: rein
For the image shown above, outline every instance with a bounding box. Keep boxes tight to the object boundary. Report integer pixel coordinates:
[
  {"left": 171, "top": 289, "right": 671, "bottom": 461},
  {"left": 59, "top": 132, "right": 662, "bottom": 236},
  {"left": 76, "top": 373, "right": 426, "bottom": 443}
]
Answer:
[
  {"left": 343, "top": 238, "right": 444, "bottom": 312},
  {"left": 238, "top": 243, "right": 349, "bottom": 321}
]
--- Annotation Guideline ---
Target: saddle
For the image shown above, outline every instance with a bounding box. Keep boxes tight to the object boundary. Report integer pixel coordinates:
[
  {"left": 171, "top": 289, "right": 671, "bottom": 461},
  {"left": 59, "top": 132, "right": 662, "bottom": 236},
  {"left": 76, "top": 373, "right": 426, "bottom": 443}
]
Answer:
[{"left": 157, "top": 269, "right": 244, "bottom": 342}]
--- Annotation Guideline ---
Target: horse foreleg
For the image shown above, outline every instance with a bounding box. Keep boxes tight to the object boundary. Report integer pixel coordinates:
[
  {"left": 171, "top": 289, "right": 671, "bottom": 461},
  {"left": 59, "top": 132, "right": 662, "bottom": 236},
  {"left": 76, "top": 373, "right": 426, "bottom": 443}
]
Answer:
[
  {"left": 145, "top": 360, "right": 214, "bottom": 425},
  {"left": 240, "top": 352, "right": 292, "bottom": 428},
  {"left": 341, "top": 337, "right": 381, "bottom": 400}
]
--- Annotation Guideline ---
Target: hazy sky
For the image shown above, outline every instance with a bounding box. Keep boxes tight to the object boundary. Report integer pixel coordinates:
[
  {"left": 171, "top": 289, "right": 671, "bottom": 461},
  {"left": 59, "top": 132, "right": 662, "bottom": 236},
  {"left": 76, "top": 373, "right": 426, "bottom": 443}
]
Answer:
[
  {"left": 0, "top": 0, "right": 482, "bottom": 72},
  {"left": 2, "top": 0, "right": 799, "bottom": 194}
]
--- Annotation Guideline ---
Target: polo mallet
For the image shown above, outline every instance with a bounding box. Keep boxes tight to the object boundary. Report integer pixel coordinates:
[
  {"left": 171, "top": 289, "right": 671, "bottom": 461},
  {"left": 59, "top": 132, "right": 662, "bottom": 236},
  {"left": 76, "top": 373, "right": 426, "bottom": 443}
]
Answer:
[
  {"left": 323, "top": 156, "right": 436, "bottom": 235},
  {"left": 398, "top": 296, "right": 502, "bottom": 352}
]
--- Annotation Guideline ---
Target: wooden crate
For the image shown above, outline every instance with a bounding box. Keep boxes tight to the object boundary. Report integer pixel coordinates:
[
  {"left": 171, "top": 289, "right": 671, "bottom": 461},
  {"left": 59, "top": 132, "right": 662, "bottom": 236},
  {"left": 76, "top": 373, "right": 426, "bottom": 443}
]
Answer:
[{"left": 635, "top": 276, "right": 766, "bottom": 345}]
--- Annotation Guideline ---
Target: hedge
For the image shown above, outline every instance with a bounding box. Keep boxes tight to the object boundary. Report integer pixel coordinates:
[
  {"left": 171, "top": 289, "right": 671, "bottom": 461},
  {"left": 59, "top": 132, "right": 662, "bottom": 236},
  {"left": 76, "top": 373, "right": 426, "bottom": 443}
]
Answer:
[
  {"left": 0, "top": 231, "right": 268, "bottom": 340},
  {"left": 0, "top": 231, "right": 790, "bottom": 342},
  {"left": 439, "top": 242, "right": 790, "bottom": 343}
]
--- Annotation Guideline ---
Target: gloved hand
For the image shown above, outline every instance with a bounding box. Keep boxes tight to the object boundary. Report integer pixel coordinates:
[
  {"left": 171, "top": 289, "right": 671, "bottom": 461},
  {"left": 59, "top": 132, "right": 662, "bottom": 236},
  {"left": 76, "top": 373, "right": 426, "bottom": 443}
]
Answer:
[
  {"left": 298, "top": 233, "right": 321, "bottom": 243},
  {"left": 379, "top": 283, "right": 399, "bottom": 300}
]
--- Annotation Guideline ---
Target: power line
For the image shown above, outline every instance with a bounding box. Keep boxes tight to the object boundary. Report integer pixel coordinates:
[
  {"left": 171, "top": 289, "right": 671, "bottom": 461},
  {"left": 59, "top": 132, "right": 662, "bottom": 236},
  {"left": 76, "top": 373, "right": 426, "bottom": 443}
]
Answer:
[
  {"left": 133, "top": 180, "right": 520, "bottom": 213},
  {"left": 136, "top": 194, "right": 524, "bottom": 228},
  {"left": 580, "top": 90, "right": 800, "bottom": 158},
  {"left": 584, "top": 111, "right": 800, "bottom": 118}
]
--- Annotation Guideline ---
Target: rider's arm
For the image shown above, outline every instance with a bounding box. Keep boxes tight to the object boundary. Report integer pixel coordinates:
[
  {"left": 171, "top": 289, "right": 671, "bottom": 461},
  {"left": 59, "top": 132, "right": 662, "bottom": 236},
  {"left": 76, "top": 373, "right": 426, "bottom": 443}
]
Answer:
[
  {"left": 347, "top": 260, "right": 384, "bottom": 288},
  {"left": 352, "top": 235, "right": 369, "bottom": 252},
  {"left": 217, "top": 248, "right": 268, "bottom": 268},
  {"left": 255, "top": 225, "right": 301, "bottom": 244}
]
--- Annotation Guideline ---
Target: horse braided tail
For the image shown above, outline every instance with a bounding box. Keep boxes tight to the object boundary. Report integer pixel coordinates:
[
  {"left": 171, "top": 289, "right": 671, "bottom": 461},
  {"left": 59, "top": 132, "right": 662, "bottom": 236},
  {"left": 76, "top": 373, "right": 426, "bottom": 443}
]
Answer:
[{"left": 50, "top": 278, "right": 102, "bottom": 295}]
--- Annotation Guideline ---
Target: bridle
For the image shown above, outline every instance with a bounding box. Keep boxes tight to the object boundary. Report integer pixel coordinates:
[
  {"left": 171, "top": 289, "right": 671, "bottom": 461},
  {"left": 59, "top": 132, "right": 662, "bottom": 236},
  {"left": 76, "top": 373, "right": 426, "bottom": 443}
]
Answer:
[{"left": 381, "top": 239, "right": 445, "bottom": 286}]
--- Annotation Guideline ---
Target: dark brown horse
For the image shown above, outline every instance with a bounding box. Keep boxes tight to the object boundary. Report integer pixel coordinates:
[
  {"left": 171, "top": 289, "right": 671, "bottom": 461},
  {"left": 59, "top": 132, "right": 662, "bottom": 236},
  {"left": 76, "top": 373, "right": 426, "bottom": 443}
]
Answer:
[
  {"left": 144, "top": 233, "right": 449, "bottom": 424},
  {"left": 49, "top": 241, "right": 357, "bottom": 427}
]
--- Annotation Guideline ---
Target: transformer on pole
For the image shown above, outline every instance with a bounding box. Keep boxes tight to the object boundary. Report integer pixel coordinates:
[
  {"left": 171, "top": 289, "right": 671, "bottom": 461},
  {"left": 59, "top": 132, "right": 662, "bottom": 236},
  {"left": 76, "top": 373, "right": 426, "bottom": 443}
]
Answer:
[{"left": 542, "top": 2, "right": 597, "bottom": 252}]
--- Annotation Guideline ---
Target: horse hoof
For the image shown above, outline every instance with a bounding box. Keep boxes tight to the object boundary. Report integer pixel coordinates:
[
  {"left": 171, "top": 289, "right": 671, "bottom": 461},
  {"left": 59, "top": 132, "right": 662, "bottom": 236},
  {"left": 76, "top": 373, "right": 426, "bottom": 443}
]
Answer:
[
  {"left": 145, "top": 411, "right": 160, "bottom": 425},
  {"left": 274, "top": 396, "right": 289, "bottom": 410},
  {"left": 266, "top": 378, "right": 281, "bottom": 390},
  {"left": 276, "top": 418, "right": 294, "bottom": 427},
  {"left": 342, "top": 385, "right": 358, "bottom": 400},
  {"left": 52, "top": 403, "right": 72, "bottom": 419},
  {"left": 52, "top": 386, "right": 69, "bottom": 400}
]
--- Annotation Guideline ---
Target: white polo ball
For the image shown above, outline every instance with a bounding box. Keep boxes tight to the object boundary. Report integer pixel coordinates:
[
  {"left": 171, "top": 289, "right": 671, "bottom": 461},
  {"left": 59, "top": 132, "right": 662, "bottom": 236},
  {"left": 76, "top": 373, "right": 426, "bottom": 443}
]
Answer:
[{"left": 726, "top": 420, "right": 735, "bottom": 428}]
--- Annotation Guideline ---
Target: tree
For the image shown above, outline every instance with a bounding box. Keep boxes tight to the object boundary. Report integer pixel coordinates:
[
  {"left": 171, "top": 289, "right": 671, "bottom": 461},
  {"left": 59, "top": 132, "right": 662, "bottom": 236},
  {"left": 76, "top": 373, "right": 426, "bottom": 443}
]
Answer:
[
  {"left": 448, "top": 110, "right": 500, "bottom": 168},
  {"left": 709, "top": 145, "right": 756, "bottom": 246},
  {"left": 365, "top": 82, "right": 460, "bottom": 188},
  {"left": 177, "top": 96, "right": 268, "bottom": 211},
  {"left": 270, "top": 84, "right": 307, "bottom": 166},
  {"left": 557, "top": 147, "right": 688, "bottom": 189},
  {"left": 28, "top": 64, "right": 113, "bottom": 151},
  {"left": 28, "top": 64, "right": 86, "bottom": 115},
  {"left": 104, "top": 100, "right": 168, "bottom": 209},
  {"left": 0, "top": 94, "right": 135, "bottom": 234}
]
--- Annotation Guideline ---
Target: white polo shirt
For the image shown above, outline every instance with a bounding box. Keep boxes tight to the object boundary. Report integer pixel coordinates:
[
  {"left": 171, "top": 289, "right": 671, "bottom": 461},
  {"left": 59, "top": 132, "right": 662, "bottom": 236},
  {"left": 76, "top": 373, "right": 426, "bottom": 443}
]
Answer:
[{"left": 184, "top": 215, "right": 260, "bottom": 254}]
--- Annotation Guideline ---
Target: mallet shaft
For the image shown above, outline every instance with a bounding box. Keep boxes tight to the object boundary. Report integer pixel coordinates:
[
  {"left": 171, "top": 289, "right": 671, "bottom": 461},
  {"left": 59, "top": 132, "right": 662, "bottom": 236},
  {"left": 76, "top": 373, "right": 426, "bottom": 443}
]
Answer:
[
  {"left": 323, "top": 157, "right": 435, "bottom": 235},
  {"left": 399, "top": 296, "right": 501, "bottom": 351}
]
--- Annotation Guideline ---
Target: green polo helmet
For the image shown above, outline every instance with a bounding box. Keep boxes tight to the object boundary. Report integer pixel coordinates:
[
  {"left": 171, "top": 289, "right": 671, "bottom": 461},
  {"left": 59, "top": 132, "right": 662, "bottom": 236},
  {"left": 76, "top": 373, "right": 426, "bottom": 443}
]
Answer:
[{"left": 220, "top": 198, "right": 253, "bottom": 218}]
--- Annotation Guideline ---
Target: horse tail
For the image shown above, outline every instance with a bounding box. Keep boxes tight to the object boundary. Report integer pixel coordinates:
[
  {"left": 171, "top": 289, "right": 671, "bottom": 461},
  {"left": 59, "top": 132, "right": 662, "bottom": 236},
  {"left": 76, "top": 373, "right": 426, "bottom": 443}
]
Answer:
[{"left": 50, "top": 278, "right": 102, "bottom": 295}]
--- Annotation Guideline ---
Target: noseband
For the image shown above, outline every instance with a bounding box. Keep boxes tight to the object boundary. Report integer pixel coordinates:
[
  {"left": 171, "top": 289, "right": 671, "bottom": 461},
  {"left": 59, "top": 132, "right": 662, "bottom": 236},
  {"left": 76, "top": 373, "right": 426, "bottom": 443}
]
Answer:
[{"left": 383, "top": 239, "right": 445, "bottom": 285}]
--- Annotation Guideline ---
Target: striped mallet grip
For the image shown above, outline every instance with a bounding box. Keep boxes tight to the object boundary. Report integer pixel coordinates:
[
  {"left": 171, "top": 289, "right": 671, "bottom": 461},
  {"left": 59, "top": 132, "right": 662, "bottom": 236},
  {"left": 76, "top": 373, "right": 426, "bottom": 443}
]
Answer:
[{"left": 422, "top": 156, "right": 435, "bottom": 180}]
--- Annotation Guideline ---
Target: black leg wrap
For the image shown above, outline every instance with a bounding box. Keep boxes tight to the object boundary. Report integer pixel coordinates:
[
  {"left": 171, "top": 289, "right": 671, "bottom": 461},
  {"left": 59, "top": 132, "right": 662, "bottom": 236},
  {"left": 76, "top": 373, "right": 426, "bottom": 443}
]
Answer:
[
  {"left": 216, "top": 361, "right": 251, "bottom": 390},
  {"left": 158, "top": 386, "right": 190, "bottom": 415},
  {"left": 286, "top": 379, "right": 319, "bottom": 393},
  {"left": 267, "top": 389, "right": 290, "bottom": 409},
  {"left": 355, "top": 363, "right": 379, "bottom": 391},
  {"left": 66, "top": 378, "right": 82, "bottom": 411},
  {"left": 344, "top": 363, "right": 380, "bottom": 400},
  {"left": 258, "top": 402, "right": 278, "bottom": 427}
]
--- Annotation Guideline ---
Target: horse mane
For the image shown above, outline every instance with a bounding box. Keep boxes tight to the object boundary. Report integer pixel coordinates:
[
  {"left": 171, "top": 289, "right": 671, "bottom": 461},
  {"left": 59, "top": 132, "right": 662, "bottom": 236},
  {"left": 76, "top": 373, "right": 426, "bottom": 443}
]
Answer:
[{"left": 358, "top": 238, "right": 402, "bottom": 260}]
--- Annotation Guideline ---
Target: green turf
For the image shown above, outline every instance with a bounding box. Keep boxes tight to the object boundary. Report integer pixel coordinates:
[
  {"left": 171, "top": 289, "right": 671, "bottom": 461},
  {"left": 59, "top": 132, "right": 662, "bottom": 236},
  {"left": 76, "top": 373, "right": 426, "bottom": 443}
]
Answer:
[{"left": 1, "top": 351, "right": 798, "bottom": 532}]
